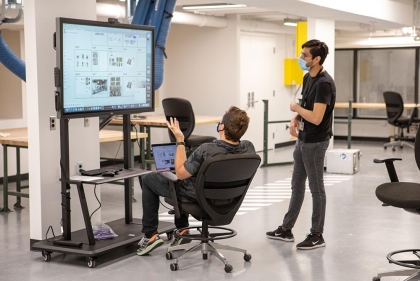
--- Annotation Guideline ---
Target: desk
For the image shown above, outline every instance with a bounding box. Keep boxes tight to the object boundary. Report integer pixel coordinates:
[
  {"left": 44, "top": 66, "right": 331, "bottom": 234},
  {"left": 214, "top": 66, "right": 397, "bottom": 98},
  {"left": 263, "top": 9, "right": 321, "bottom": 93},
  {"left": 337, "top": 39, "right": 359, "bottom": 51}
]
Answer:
[
  {"left": 111, "top": 114, "right": 220, "bottom": 169},
  {"left": 0, "top": 128, "right": 147, "bottom": 212},
  {"left": 334, "top": 101, "right": 419, "bottom": 148}
]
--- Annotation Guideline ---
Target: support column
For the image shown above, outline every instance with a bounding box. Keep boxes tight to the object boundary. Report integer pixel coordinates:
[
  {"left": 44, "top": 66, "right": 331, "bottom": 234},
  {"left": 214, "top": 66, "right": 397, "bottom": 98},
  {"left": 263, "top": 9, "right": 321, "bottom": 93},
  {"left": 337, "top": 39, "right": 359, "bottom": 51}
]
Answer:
[{"left": 25, "top": 0, "right": 99, "bottom": 243}]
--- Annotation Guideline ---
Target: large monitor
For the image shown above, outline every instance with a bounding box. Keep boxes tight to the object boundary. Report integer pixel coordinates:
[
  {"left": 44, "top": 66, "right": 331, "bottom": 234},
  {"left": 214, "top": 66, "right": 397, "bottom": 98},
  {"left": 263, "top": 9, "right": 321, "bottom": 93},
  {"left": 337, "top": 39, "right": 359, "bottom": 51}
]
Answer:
[{"left": 55, "top": 17, "right": 154, "bottom": 119}]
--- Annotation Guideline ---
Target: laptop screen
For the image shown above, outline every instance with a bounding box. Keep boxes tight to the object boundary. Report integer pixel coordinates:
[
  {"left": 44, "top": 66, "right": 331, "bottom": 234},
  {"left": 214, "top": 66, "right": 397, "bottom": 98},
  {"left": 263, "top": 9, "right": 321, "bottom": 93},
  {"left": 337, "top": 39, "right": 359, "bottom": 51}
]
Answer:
[{"left": 151, "top": 143, "right": 177, "bottom": 172}]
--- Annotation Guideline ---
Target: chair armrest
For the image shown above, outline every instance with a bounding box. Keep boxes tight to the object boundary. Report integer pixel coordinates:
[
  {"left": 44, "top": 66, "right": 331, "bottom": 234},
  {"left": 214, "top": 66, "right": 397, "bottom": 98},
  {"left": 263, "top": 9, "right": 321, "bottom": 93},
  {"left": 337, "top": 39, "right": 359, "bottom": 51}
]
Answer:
[
  {"left": 160, "top": 172, "right": 181, "bottom": 219},
  {"left": 373, "top": 158, "right": 402, "bottom": 182}
]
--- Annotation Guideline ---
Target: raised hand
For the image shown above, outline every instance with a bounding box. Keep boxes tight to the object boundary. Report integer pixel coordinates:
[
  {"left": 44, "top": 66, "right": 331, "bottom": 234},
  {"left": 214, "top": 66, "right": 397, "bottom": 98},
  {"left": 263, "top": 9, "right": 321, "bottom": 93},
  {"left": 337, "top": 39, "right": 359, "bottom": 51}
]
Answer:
[{"left": 166, "top": 117, "right": 185, "bottom": 142}]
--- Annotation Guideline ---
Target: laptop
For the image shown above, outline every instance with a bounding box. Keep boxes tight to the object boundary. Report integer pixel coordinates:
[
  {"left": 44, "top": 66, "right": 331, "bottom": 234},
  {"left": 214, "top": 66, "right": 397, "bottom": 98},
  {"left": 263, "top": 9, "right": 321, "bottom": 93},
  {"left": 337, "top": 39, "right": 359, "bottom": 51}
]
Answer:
[{"left": 151, "top": 143, "right": 177, "bottom": 172}]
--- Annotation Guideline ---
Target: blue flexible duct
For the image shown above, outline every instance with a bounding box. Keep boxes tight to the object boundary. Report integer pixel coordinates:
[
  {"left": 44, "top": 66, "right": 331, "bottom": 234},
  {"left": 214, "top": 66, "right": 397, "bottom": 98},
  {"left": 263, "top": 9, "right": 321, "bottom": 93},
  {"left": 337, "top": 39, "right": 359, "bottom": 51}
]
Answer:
[
  {"left": 154, "top": 0, "right": 176, "bottom": 89},
  {"left": 0, "top": 31, "right": 26, "bottom": 81},
  {"left": 132, "top": 0, "right": 176, "bottom": 90}
]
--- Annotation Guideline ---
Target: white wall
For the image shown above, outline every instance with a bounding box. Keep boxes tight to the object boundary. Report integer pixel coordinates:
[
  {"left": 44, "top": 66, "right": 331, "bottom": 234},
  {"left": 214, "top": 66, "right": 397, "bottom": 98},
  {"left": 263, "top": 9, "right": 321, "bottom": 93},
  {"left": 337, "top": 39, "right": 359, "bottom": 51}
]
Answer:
[{"left": 25, "top": 0, "right": 100, "bottom": 241}]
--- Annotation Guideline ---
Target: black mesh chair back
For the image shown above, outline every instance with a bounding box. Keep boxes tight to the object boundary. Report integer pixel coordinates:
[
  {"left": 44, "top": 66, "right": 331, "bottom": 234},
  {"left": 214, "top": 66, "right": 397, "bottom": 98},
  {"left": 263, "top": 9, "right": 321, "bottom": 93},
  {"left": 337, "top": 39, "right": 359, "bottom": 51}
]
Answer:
[
  {"left": 194, "top": 153, "right": 261, "bottom": 226},
  {"left": 162, "top": 98, "right": 216, "bottom": 150},
  {"left": 383, "top": 91, "right": 405, "bottom": 126},
  {"left": 162, "top": 98, "right": 195, "bottom": 142}
]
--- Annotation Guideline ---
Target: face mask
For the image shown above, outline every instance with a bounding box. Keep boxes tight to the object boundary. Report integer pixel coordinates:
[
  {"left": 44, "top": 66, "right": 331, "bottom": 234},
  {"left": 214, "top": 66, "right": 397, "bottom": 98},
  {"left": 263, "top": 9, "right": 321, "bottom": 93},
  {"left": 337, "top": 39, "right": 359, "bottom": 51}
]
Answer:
[{"left": 298, "top": 58, "right": 312, "bottom": 71}]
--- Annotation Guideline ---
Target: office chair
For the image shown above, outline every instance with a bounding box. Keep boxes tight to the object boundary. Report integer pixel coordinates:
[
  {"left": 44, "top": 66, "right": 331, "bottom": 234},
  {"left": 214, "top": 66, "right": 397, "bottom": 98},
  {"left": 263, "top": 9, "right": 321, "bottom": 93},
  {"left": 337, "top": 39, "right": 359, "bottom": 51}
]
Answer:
[
  {"left": 383, "top": 91, "right": 416, "bottom": 151},
  {"left": 161, "top": 153, "right": 261, "bottom": 272},
  {"left": 162, "top": 98, "right": 216, "bottom": 154},
  {"left": 373, "top": 127, "right": 420, "bottom": 280}
]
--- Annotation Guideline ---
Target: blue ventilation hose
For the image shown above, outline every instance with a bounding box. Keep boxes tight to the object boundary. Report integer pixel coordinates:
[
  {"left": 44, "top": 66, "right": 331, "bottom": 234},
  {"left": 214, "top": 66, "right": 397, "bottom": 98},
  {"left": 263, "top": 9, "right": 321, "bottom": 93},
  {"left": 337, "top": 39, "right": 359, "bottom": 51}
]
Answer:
[{"left": 0, "top": 31, "right": 26, "bottom": 81}]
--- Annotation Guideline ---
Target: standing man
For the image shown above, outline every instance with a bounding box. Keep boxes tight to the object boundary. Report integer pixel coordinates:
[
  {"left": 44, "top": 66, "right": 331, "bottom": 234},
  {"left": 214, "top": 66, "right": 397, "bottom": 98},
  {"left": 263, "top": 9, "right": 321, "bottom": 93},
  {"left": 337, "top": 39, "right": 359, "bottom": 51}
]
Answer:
[
  {"left": 137, "top": 106, "right": 255, "bottom": 256},
  {"left": 266, "top": 39, "right": 336, "bottom": 250}
]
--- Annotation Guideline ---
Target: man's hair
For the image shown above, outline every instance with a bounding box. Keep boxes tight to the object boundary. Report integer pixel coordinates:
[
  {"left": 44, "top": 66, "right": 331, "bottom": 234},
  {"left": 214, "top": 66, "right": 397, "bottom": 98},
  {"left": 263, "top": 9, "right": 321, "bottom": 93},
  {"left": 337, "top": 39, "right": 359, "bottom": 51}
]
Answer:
[
  {"left": 222, "top": 106, "right": 250, "bottom": 142},
  {"left": 302, "top": 39, "right": 329, "bottom": 65}
]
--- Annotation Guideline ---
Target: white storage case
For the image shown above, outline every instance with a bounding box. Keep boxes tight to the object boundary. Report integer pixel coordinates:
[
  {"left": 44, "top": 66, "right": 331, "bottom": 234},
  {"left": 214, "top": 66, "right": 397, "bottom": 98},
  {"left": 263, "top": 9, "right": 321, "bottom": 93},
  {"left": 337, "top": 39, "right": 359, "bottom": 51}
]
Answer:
[{"left": 326, "top": 149, "right": 361, "bottom": 175}]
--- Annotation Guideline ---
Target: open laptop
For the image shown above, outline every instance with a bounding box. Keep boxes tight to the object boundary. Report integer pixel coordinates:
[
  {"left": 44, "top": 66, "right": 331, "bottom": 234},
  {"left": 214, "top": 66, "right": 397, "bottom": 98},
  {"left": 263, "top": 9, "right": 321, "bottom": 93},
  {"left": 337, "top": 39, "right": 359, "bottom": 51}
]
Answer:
[{"left": 151, "top": 143, "right": 177, "bottom": 172}]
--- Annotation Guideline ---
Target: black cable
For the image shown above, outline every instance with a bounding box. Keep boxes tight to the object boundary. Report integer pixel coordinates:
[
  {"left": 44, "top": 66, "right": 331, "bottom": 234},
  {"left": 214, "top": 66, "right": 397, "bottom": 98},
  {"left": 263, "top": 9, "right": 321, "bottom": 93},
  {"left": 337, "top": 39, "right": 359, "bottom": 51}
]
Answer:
[
  {"left": 45, "top": 225, "right": 56, "bottom": 242},
  {"left": 112, "top": 140, "right": 123, "bottom": 170},
  {"left": 130, "top": 121, "right": 143, "bottom": 154},
  {"left": 89, "top": 184, "right": 101, "bottom": 220}
]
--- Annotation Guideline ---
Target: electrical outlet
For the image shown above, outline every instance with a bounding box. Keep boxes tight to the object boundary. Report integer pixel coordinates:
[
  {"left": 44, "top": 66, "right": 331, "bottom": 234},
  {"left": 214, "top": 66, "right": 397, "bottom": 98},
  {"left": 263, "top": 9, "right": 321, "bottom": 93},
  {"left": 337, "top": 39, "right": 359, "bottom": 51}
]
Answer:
[
  {"left": 84, "top": 118, "right": 90, "bottom": 127},
  {"left": 76, "top": 161, "right": 83, "bottom": 175},
  {"left": 49, "top": 116, "right": 56, "bottom": 131}
]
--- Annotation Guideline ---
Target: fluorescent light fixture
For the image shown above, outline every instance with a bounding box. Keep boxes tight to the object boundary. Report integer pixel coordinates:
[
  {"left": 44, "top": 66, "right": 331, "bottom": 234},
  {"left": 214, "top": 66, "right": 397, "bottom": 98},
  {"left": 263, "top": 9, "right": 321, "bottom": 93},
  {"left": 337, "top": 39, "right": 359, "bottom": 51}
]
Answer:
[
  {"left": 284, "top": 18, "right": 297, "bottom": 27},
  {"left": 119, "top": 0, "right": 126, "bottom": 2},
  {"left": 183, "top": 3, "right": 247, "bottom": 10}
]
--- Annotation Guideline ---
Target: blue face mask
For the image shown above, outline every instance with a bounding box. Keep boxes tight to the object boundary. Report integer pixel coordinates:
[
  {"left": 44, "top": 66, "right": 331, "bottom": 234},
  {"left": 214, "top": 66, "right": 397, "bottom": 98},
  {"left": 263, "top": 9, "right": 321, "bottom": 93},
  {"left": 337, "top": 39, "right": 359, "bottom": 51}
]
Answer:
[{"left": 298, "top": 58, "right": 312, "bottom": 71}]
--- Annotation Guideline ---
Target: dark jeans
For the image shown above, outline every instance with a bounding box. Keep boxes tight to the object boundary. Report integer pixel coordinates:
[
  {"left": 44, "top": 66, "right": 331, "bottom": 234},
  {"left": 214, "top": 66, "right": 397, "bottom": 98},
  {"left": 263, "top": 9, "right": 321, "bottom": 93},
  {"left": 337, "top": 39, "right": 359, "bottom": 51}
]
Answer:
[
  {"left": 140, "top": 172, "right": 189, "bottom": 237},
  {"left": 282, "top": 139, "right": 329, "bottom": 234}
]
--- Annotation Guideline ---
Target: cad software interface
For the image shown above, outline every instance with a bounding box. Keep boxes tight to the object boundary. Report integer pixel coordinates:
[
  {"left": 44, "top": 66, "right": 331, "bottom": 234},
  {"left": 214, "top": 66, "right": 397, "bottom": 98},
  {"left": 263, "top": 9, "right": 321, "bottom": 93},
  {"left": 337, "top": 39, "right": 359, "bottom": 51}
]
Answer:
[{"left": 61, "top": 22, "right": 153, "bottom": 114}]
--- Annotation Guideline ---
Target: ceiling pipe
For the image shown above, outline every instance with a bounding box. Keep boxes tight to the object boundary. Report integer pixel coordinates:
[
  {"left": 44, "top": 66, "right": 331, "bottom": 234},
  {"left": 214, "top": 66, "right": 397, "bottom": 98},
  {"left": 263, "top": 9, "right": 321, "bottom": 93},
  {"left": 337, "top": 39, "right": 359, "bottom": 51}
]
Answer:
[
  {"left": 240, "top": 20, "right": 295, "bottom": 34},
  {"left": 172, "top": 11, "right": 228, "bottom": 28}
]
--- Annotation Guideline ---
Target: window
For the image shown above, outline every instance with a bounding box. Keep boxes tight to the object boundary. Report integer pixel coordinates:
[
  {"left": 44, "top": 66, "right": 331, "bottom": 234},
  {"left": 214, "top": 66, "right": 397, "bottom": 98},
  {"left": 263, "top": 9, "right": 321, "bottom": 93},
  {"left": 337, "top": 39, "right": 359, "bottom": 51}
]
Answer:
[
  {"left": 334, "top": 50, "right": 354, "bottom": 117},
  {"left": 357, "top": 48, "right": 415, "bottom": 118}
]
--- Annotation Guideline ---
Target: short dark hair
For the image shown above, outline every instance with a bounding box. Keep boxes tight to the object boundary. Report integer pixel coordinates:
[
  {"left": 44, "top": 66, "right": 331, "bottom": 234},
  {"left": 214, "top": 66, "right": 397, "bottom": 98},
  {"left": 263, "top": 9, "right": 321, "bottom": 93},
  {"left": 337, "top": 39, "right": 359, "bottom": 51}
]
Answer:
[
  {"left": 222, "top": 106, "right": 249, "bottom": 142},
  {"left": 302, "top": 39, "right": 329, "bottom": 65}
]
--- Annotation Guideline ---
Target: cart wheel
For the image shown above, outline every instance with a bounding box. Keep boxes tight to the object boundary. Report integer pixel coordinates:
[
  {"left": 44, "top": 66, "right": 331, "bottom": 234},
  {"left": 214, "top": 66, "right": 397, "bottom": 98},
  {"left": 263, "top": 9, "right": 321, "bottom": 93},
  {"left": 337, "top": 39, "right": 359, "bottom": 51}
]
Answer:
[
  {"left": 167, "top": 232, "right": 173, "bottom": 240},
  {"left": 224, "top": 264, "right": 233, "bottom": 273},
  {"left": 244, "top": 253, "right": 252, "bottom": 261},
  {"left": 170, "top": 263, "right": 178, "bottom": 271},
  {"left": 42, "top": 251, "right": 51, "bottom": 262},
  {"left": 203, "top": 253, "right": 208, "bottom": 260},
  {"left": 87, "top": 257, "right": 96, "bottom": 268},
  {"left": 166, "top": 252, "right": 173, "bottom": 260}
]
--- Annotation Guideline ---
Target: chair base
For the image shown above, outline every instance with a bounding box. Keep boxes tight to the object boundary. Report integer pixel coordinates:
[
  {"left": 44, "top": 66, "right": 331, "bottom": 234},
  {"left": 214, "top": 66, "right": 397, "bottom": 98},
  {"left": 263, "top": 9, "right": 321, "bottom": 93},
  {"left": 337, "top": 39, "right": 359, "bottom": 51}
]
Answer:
[
  {"left": 383, "top": 140, "right": 414, "bottom": 151},
  {"left": 166, "top": 226, "right": 251, "bottom": 272},
  {"left": 373, "top": 249, "right": 420, "bottom": 280},
  {"left": 373, "top": 269, "right": 420, "bottom": 280}
]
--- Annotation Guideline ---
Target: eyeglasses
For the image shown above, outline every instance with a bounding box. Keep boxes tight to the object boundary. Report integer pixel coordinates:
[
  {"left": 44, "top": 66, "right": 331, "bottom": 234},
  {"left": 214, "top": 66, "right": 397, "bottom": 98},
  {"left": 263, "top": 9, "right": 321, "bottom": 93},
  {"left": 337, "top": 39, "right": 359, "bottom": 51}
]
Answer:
[{"left": 299, "top": 52, "right": 312, "bottom": 60}]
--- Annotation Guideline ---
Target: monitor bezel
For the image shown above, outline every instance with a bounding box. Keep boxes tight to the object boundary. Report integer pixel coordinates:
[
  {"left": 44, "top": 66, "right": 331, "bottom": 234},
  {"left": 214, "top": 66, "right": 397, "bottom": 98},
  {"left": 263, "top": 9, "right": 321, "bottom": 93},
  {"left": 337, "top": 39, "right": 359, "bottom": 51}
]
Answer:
[{"left": 55, "top": 17, "right": 155, "bottom": 119}]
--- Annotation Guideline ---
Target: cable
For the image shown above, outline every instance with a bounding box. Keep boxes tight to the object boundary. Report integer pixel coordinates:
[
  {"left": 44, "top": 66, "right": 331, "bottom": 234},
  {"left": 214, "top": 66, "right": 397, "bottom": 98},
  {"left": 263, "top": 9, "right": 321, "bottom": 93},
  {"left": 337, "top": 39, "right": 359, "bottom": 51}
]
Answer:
[
  {"left": 45, "top": 225, "right": 56, "bottom": 243},
  {"left": 112, "top": 140, "right": 123, "bottom": 170},
  {"left": 89, "top": 184, "right": 101, "bottom": 220},
  {"left": 159, "top": 198, "right": 172, "bottom": 210}
]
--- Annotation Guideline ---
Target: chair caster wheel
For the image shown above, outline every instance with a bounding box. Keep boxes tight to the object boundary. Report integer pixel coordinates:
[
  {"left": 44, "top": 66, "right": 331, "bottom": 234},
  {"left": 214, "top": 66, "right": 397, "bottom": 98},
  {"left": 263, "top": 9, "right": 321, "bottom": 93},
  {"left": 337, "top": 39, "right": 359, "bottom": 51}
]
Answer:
[
  {"left": 166, "top": 232, "right": 173, "bottom": 240},
  {"left": 42, "top": 251, "right": 51, "bottom": 262},
  {"left": 170, "top": 263, "right": 178, "bottom": 271},
  {"left": 224, "top": 264, "right": 233, "bottom": 273},
  {"left": 244, "top": 253, "right": 252, "bottom": 261},
  {"left": 166, "top": 252, "right": 173, "bottom": 260},
  {"left": 372, "top": 277, "right": 380, "bottom": 281},
  {"left": 87, "top": 257, "right": 97, "bottom": 268},
  {"left": 203, "top": 253, "right": 208, "bottom": 260}
]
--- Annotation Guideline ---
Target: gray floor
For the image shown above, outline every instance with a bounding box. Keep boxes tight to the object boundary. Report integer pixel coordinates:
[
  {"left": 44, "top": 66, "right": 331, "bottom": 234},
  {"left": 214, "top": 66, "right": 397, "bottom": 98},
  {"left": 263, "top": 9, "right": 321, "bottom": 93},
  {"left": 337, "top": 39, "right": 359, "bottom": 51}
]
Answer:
[{"left": 1, "top": 140, "right": 419, "bottom": 281}]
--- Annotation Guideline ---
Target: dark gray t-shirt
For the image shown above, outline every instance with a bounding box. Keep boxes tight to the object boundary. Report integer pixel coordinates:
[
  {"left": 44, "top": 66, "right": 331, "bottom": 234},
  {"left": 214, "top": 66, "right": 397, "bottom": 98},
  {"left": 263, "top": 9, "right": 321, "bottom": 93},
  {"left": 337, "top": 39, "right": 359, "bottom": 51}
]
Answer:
[{"left": 177, "top": 139, "right": 256, "bottom": 202}]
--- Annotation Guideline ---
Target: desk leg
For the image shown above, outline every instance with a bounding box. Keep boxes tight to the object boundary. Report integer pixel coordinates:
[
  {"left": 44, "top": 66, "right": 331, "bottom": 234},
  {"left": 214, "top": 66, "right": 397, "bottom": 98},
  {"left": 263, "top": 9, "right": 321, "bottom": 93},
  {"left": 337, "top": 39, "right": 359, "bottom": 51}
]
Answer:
[
  {"left": 0, "top": 145, "right": 11, "bottom": 212},
  {"left": 14, "top": 147, "right": 23, "bottom": 209},
  {"left": 76, "top": 182, "right": 95, "bottom": 245},
  {"left": 347, "top": 100, "right": 353, "bottom": 149}
]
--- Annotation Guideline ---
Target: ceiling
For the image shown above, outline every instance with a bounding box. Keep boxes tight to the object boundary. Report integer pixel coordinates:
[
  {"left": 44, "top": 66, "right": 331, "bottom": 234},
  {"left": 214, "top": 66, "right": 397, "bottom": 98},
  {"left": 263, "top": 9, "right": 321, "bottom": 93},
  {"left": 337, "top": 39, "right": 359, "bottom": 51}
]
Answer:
[{"left": 2, "top": 0, "right": 417, "bottom": 38}]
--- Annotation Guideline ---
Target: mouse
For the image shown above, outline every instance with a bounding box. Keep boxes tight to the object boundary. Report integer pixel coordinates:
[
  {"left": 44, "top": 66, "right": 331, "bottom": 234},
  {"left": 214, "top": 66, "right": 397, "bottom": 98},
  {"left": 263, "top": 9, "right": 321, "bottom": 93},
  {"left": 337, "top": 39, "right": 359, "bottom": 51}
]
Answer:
[{"left": 101, "top": 171, "right": 115, "bottom": 177}]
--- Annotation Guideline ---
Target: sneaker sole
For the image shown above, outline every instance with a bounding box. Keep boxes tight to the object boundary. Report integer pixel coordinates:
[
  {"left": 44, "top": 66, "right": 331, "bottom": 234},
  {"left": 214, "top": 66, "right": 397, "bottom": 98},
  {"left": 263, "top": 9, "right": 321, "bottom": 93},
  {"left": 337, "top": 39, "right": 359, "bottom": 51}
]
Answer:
[
  {"left": 296, "top": 243, "right": 326, "bottom": 250},
  {"left": 137, "top": 239, "right": 164, "bottom": 256},
  {"left": 266, "top": 235, "right": 294, "bottom": 242}
]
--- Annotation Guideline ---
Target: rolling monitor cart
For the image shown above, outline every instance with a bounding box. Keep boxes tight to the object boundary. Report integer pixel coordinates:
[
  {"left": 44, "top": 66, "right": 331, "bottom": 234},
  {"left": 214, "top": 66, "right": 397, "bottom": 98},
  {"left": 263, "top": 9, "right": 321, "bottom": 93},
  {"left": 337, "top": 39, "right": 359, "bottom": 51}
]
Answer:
[{"left": 32, "top": 17, "right": 175, "bottom": 268}]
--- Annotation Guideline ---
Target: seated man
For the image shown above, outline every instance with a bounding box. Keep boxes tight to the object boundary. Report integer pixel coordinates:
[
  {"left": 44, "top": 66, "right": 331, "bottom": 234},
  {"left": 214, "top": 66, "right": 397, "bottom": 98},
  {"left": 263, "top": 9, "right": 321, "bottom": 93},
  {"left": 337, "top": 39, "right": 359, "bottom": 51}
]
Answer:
[{"left": 137, "top": 106, "right": 256, "bottom": 256}]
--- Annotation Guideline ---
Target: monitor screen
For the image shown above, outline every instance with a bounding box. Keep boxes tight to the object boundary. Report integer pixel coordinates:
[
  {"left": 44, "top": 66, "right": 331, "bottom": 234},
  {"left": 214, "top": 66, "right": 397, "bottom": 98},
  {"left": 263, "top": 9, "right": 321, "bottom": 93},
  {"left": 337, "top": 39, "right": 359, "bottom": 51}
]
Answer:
[{"left": 55, "top": 17, "right": 155, "bottom": 119}]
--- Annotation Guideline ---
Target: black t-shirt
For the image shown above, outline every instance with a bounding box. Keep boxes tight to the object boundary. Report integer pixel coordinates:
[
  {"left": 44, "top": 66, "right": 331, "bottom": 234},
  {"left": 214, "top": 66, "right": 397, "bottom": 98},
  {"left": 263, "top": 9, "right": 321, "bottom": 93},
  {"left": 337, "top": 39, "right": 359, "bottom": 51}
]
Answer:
[
  {"left": 177, "top": 140, "right": 256, "bottom": 202},
  {"left": 298, "top": 70, "right": 336, "bottom": 143}
]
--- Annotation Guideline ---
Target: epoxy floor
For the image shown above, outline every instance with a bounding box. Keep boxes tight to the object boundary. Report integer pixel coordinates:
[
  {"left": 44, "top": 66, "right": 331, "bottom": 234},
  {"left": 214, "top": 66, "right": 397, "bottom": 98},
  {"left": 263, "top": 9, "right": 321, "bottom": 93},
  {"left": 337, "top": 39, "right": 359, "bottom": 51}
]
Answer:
[{"left": 1, "top": 140, "right": 420, "bottom": 281}]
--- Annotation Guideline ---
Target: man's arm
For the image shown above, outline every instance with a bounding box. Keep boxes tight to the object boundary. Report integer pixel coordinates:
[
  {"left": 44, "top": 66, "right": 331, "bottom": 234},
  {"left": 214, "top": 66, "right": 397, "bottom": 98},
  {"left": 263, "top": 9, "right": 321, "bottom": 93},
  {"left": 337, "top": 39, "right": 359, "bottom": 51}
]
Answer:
[
  {"left": 167, "top": 117, "right": 192, "bottom": 180},
  {"left": 290, "top": 102, "right": 327, "bottom": 126}
]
